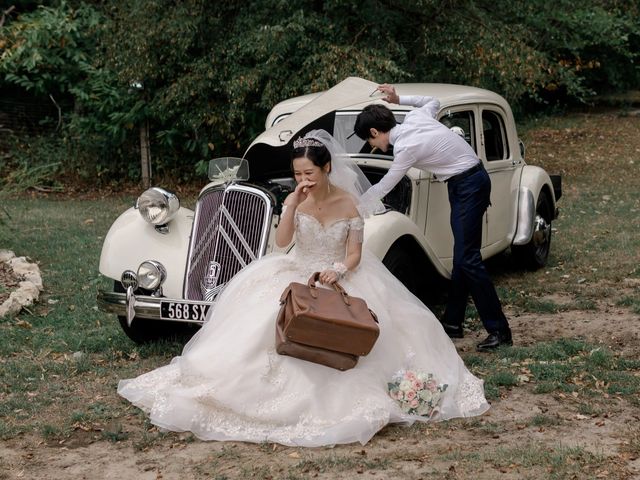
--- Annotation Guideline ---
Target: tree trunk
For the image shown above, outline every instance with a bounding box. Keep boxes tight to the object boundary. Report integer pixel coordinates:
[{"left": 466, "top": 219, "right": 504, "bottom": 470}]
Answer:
[{"left": 140, "top": 120, "right": 151, "bottom": 188}]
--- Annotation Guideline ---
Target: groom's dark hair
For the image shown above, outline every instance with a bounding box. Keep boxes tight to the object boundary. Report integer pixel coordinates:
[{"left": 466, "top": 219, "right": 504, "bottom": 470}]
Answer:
[{"left": 354, "top": 104, "right": 397, "bottom": 140}]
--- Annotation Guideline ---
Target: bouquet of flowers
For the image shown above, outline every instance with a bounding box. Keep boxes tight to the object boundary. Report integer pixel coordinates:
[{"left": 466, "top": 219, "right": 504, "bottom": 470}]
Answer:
[{"left": 387, "top": 370, "right": 448, "bottom": 418}]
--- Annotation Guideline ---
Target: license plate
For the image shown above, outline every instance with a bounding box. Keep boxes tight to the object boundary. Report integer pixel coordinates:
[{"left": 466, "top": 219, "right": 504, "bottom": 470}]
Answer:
[{"left": 160, "top": 301, "right": 210, "bottom": 322}]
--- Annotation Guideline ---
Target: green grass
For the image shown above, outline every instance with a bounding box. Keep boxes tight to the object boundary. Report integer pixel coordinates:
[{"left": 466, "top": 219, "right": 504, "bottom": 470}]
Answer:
[
  {"left": 435, "top": 441, "right": 612, "bottom": 479},
  {"left": 486, "top": 442, "right": 607, "bottom": 479},
  {"left": 466, "top": 339, "right": 640, "bottom": 402},
  {"left": 486, "top": 112, "right": 640, "bottom": 314},
  {"left": 0, "top": 111, "right": 639, "bottom": 478},
  {"left": 0, "top": 197, "right": 186, "bottom": 439}
]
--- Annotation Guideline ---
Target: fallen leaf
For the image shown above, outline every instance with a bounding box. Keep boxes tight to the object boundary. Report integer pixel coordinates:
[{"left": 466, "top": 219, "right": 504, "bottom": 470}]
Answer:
[{"left": 15, "top": 320, "right": 32, "bottom": 329}]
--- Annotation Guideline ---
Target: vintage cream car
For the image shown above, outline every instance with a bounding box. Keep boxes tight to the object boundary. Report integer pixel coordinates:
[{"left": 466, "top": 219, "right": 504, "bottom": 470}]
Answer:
[{"left": 97, "top": 77, "right": 561, "bottom": 342}]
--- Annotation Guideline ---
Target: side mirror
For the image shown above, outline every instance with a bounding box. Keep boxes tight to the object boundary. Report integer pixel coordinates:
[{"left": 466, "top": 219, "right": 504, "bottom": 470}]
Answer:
[{"left": 208, "top": 157, "right": 250, "bottom": 184}]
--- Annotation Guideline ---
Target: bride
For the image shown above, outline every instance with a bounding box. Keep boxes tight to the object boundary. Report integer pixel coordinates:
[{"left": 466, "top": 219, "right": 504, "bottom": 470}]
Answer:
[{"left": 118, "top": 130, "right": 489, "bottom": 447}]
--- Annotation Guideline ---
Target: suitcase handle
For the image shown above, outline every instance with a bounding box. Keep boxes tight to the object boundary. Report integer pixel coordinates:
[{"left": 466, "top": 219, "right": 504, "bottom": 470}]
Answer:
[{"left": 308, "top": 272, "right": 351, "bottom": 306}]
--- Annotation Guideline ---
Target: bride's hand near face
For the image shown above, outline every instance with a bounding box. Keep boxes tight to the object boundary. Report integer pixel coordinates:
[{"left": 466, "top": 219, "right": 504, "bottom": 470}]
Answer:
[
  {"left": 290, "top": 179, "right": 316, "bottom": 206},
  {"left": 276, "top": 181, "right": 315, "bottom": 248}
]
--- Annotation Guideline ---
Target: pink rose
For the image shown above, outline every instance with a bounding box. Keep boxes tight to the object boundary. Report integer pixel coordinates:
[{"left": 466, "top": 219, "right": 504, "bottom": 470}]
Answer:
[
  {"left": 406, "top": 371, "right": 417, "bottom": 381},
  {"left": 410, "top": 398, "right": 419, "bottom": 409},
  {"left": 405, "top": 390, "right": 416, "bottom": 401},
  {"left": 412, "top": 380, "right": 423, "bottom": 391}
]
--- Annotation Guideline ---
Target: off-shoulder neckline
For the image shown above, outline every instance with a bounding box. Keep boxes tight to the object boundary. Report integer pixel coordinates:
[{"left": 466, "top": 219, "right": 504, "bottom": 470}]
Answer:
[{"left": 295, "top": 210, "right": 361, "bottom": 229}]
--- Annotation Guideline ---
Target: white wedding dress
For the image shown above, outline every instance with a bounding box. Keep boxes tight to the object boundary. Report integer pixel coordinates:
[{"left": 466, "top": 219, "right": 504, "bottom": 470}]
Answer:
[{"left": 118, "top": 211, "right": 489, "bottom": 446}]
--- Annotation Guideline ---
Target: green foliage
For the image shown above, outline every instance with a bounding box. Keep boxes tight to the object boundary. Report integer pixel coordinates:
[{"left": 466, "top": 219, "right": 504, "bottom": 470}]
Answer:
[
  {"left": 0, "top": 1, "right": 101, "bottom": 97},
  {"left": 0, "top": 133, "right": 63, "bottom": 194},
  {"left": 1, "top": 0, "right": 638, "bottom": 184}
]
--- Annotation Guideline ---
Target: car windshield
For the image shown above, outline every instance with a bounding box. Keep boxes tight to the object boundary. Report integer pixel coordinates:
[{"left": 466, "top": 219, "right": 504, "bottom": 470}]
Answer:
[{"left": 333, "top": 112, "right": 405, "bottom": 155}]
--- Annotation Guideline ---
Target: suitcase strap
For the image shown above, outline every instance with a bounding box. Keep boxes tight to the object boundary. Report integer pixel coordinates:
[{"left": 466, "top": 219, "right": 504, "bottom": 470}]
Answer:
[{"left": 307, "top": 272, "right": 351, "bottom": 306}]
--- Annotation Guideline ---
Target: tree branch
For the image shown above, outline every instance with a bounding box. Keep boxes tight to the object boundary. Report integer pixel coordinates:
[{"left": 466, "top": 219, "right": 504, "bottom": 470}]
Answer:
[
  {"left": 49, "top": 94, "right": 63, "bottom": 131},
  {"left": 0, "top": 6, "right": 16, "bottom": 28}
]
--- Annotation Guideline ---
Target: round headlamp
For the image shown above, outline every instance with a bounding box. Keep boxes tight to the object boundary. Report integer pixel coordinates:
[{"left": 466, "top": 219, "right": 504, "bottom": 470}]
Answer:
[
  {"left": 136, "top": 260, "right": 167, "bottom": 291},
  {"left": 136, "top": 187, "right": 180, "bottom": 225}
]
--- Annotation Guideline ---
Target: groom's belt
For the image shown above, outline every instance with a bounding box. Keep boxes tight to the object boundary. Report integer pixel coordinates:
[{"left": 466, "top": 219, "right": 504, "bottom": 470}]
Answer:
[{"left": 445, "top": 162, "right": 484, "bottom": 183}]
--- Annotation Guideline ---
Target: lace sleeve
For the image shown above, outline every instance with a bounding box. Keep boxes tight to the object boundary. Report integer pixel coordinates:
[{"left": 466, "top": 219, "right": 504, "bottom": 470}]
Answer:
[
  {"left": 277, "top": 205, "right": 297, "bottom": 246},
  {"left": 283, "top": 206, "right": 299, "bottom": 230},
  {"left": 347, "top": 216, "right": 364, "bottom": 244}
]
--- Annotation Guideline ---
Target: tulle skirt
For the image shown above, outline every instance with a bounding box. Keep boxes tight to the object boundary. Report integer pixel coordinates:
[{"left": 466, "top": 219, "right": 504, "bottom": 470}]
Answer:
[{"left": 118, "top": 251, "right": 489, "bottom": 446}]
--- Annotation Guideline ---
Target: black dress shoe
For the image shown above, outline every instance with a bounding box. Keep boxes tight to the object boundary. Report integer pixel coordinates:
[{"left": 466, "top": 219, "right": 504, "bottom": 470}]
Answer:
[
  {"left": 440, "top": 322, "right": 464, "bottom": 339},
  {"left": 476, "top": 329, "right": 513, "bottom": 351}
]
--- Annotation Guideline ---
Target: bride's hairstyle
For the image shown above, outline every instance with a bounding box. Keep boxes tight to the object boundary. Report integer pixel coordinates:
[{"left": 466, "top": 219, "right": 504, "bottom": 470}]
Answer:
[{"left": 291, "top": 141, "right": 331, "bottom": 171}]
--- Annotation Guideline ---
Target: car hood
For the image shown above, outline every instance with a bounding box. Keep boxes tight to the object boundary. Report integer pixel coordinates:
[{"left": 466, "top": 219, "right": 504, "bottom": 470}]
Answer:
[
  {"left": 245, "top": 77, "right": 378, "bottom": 151},
  {"left": 243, "top": 77, "right": 381, "bottom": 180}
]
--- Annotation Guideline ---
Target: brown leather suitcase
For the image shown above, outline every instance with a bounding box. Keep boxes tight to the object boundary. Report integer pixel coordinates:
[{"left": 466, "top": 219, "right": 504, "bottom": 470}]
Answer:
[
  {"left": 279, "top": 273, "right": 379, "bottom": 357},
  {"left": 275, "top": 302, "right": 358, "bottom": 371}
]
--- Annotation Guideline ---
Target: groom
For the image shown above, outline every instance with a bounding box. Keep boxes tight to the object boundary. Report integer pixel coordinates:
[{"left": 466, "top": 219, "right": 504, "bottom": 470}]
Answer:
[{"left": 354, "top": 84, "right": 512, "bottom": 351}]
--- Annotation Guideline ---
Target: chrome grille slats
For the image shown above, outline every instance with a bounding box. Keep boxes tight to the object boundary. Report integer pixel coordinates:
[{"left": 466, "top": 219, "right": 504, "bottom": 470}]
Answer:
[{"left": 184, "top": 185, "right": 273, "bottom": 300}]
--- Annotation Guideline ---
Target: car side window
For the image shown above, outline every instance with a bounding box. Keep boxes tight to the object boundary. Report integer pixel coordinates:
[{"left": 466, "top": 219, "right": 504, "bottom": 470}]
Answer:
[
  {"left": 482, "top": 110, "right": 510, "bottom": 161},
  {"left": 440, "top": 110, "right": 476, "bottom": 152}
]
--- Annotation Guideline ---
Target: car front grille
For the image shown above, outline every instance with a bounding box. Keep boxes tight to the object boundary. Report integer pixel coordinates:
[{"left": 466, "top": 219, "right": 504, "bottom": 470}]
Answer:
[{"left": 184, "top": 184, "right": 274, "bottom": 301}]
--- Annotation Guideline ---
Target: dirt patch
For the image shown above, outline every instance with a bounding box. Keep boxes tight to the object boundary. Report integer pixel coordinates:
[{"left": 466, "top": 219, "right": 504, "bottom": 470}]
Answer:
[{"left": 1, "top": 305, "right": 639, "bottom": 480}]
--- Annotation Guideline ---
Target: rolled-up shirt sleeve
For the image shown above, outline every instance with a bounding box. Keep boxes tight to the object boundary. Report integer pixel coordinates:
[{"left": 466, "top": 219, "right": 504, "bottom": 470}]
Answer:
[{"left": 400, "top": 95, "right": 440, "bottom": 118}]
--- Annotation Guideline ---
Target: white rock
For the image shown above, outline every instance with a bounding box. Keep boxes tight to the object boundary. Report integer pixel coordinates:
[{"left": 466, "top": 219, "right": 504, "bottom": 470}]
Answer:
[
  {"left": 0, "top": 250, "right": 15, "bottom": 262},
  {"left": 0, "top": 254, "right": 44, "bottom": 318},
  {"left": 0, "top": 297, "right": 22, "bottom": 317},
  {"left": 0, "top": 281, "right": 39, "bottom": 316},
  {"left": 9, "top": 257, "right": 43, "bottom": 291}
]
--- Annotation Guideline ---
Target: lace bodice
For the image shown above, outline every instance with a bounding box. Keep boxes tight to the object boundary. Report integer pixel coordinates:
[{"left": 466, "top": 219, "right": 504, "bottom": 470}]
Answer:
[{"left": 293, "top": 211, "right": 364, "bottom": 272}]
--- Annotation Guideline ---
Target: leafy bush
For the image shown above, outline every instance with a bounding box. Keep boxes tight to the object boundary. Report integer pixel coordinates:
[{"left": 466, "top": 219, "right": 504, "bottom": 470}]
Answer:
[
  {"left": 0, "top": 133, "right": 63, "bottom": 194},
  {"left": 1, "top": 0, "right": 638, "bottom": 188}
]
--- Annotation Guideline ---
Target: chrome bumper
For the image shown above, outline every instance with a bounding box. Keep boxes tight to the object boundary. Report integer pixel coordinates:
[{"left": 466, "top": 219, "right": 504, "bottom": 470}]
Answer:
[{"left": 96, "top": 289, "right": 209, "bottom": 325}]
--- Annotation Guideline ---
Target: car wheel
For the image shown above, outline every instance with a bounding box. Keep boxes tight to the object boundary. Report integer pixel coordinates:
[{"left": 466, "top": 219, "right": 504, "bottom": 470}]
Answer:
[
  {"left": 383, "top": 247, "right": 425, "bottom": 300},
  {"left": 382, "top": 246, "right": 426, "bottom": 302},
  {"left": 114, "top": 282, "right": 197, "bottom": 343},
  {"left": 512, "top": 191, "right": 552, "bottom": 269}
]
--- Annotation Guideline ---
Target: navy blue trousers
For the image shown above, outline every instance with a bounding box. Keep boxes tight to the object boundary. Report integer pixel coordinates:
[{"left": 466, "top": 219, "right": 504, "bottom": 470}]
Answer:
[{"left": 444, "top": 168, "right": 509, "bottom": 333}]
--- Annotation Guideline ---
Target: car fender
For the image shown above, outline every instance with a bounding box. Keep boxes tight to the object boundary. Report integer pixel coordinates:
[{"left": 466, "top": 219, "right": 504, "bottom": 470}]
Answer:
[
  {"left": 513, "top": 165, "right": 557, "bottom": 245},
  {"left": 363, "top": 211, "right": 450, "bottom": 278},
  {"left": 98, "top": 206, "right": 194, "bottom": 297}
]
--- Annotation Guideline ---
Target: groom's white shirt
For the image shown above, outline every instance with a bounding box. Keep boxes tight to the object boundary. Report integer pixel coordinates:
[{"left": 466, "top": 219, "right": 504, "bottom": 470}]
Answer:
[{"left": 362, "top": 95, "right": 480, "bottom": 203}]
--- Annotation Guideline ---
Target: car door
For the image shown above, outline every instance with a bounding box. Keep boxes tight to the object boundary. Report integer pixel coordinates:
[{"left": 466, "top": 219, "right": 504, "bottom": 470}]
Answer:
[
  {"left": 479, "top": 106, "right": 521, "bottom": 250},
  {"left": 425, "top": 106, "right": 480, "bottom": 267}
]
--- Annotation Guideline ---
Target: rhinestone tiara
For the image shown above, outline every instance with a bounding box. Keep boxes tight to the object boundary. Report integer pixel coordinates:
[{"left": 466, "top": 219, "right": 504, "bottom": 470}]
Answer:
[{"left": 293, "top": 137, "right": 324, "bottom": 149}]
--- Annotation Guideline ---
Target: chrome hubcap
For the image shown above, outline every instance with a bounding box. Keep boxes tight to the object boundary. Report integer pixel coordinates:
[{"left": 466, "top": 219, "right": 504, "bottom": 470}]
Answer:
[{"left": 532, "top": 214, "right": 550, "bottom": 247}]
